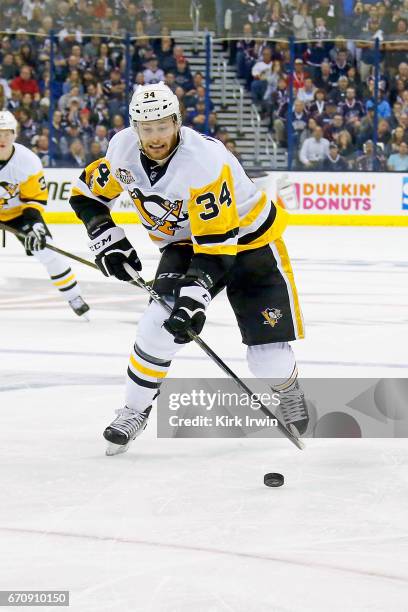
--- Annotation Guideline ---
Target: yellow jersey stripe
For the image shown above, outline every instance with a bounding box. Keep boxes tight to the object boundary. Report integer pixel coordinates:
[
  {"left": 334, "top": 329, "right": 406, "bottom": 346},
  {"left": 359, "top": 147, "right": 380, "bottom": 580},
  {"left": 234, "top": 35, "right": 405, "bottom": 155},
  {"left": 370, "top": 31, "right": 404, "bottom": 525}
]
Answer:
[{"left": 239, "top": 192, "right": 267, "bottom": 228}]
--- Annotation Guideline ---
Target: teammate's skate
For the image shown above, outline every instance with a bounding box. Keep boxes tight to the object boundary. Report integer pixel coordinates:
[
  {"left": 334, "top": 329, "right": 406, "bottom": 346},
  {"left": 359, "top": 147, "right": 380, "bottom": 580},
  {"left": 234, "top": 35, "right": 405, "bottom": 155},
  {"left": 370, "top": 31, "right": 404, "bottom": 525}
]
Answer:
[
  {"left": 69, "top": 296, "right": 90, "bottom": 319},
  {"left": 275, "top": 380, "right": 309, "bottom": 436},
  {"left": 103, "top": 405, "right": 152, "bottom": 456}
]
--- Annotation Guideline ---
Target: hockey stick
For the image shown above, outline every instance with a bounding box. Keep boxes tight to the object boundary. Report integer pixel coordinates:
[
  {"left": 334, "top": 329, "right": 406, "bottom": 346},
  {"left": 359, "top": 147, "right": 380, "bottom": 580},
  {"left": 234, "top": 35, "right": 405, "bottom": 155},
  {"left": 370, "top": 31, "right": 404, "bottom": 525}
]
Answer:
[
  {"left": 0, "top": 222, "right": 99, "bottom": 269},
  {"left": 1, "top": 221, "right": 304, "bottom": 450},
  {"left": 123, "top": 264, "right": 305, "bottom": 451}
]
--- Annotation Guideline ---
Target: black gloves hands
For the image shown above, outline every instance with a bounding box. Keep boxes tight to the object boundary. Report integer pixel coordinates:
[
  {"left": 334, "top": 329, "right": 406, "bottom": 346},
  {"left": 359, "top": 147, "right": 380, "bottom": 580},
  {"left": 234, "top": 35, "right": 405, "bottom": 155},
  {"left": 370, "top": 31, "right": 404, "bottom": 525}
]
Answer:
[
  {"left": 164, "top": 278, "right": 211, "bottom": 343},
  {"left": 24, "top": 222, "right": 47, "bottom": 252},
  {"left": 88, "top": 222, "right": 141, "bottom": 281}
]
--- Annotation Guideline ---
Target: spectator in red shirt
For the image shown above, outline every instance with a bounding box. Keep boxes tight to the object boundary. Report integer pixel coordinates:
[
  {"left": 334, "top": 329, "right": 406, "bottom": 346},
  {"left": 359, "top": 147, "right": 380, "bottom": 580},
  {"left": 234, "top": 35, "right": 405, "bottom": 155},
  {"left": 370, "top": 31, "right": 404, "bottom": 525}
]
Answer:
[{"left": 10, "top": 65, "right": 40, "bottom": 102}]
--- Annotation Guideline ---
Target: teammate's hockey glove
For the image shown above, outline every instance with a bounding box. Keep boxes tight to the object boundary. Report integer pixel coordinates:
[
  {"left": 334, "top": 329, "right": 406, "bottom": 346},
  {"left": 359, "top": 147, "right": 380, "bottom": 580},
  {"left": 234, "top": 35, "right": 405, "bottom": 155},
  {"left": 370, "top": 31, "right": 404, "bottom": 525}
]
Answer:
[
  {"left": 164, "top": 279, "right": 211, "bottom": 343},
  {"left": 88, "top": 220, "right": 141, "bottom": 281},
  {"left": 24, "top": 222, "right": 47, "bottom": 252}
]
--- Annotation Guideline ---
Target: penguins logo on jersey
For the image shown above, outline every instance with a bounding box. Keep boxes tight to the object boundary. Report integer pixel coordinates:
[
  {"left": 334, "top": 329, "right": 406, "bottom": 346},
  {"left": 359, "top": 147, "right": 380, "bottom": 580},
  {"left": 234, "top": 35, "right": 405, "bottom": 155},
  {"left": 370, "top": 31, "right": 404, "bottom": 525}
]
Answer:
[
  {"left": 115, "top": 168, "right": 135, "bottom": 185},
  {"left": 129, "top": 187, "right": 188, "bottom": 236},
  {"left": 262, "top": 308, "right": 282, "bottom": 327},
  {"left": 0, "top": 181, "right": 19, "bottom": 207}
]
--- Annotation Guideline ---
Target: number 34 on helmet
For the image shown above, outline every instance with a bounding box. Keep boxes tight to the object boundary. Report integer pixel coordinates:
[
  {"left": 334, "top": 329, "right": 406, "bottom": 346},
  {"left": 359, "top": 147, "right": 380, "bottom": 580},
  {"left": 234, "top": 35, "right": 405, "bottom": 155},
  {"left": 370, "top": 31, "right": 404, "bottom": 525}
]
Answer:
[{"left": 129, "top": 82, "right": 182, "bottom": 127}]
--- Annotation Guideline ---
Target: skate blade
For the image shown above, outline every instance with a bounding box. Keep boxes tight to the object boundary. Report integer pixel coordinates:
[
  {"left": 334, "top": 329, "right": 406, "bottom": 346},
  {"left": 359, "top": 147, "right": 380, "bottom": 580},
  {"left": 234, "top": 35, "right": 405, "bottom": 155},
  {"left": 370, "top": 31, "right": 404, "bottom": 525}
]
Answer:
[
  {"left": 78, "top": 312, "right": 90, "bottom": 322},
  {"left": 105, "top": 441, "right": 130, "bottom": 456}
]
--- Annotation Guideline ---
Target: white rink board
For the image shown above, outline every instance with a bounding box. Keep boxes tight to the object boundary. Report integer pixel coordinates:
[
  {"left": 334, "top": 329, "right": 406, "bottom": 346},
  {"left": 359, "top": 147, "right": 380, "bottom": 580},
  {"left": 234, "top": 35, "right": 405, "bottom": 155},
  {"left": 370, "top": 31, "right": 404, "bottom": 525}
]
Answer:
[{"left": 42, "top": 168, "right": 408, "bottom": 224}]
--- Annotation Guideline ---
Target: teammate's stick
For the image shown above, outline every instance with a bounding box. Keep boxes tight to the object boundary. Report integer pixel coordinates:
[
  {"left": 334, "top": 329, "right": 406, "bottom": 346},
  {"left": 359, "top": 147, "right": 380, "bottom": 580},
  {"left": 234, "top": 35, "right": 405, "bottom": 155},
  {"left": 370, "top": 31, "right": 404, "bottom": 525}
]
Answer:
[{"left": 1, "top": 221, "right": 304, "bottom": 450}]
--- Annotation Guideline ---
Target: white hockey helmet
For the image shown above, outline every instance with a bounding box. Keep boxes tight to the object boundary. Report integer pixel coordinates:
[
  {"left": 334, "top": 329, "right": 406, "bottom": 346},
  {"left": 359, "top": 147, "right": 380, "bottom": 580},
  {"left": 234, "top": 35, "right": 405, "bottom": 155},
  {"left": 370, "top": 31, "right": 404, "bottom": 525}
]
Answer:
[
  {"left": 0, "top": 110, "right": 18, "bottom": 133},
  {"left": 129, "top": 82, "right": 182, "bottom": 128}
]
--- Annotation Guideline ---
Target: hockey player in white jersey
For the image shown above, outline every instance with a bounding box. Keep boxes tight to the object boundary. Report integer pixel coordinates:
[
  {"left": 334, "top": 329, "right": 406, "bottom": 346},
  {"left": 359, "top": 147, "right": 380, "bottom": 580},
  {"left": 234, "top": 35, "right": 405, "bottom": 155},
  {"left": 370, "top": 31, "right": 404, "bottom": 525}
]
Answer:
[
  {"left": 70, "top": 83, "right": 308, "bottom": 455},
  {"left": 0, "top": 111, "right": 90, "bottom": 318}
]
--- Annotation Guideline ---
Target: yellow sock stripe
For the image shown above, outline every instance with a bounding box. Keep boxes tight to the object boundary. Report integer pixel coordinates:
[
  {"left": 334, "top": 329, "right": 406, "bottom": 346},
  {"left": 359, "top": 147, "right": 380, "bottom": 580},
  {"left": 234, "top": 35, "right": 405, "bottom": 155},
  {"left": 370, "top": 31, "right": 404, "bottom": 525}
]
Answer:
[
  {"left": 274, "top": 238, "right": 305, "bottom": 339},
  {"left": 53, "top": 274, "right": 76, "bottom": 287},
  {"left": 129, "top": 353, "right": 167, "bottom": 379}
]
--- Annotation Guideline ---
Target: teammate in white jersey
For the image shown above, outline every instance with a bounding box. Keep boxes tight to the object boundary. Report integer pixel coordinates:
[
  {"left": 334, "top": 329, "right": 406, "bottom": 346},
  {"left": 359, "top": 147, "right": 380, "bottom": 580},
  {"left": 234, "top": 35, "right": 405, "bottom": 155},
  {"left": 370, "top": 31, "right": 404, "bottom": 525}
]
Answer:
[
  {"left": 0, "top": 111, "right": 89, "bottom": 317},
  {"left": 70, "top": 83, "right": 307, "bottom": 455}
]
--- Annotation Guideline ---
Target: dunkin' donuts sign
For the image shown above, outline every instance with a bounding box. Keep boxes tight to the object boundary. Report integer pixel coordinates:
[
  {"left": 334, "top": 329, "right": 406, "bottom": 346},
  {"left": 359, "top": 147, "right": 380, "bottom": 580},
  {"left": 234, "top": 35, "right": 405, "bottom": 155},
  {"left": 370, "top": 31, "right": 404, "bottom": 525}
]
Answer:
[{"left": 295, "top": 181, "right": 375, "bottom": 212}]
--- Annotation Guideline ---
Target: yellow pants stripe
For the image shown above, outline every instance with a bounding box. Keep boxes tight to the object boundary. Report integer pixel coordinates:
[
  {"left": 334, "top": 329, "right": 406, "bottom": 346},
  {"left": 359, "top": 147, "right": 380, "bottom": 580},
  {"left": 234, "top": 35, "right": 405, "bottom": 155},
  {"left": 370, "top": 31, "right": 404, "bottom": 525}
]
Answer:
[
  {"left": 129, "top": 353, "right": 167, "bottom": 379},
  {"left": 53, "top": 274, "right": 75, "bottom": 287},
  {"left": 274, "top": 238, "right": 305, "bottom": 339}
]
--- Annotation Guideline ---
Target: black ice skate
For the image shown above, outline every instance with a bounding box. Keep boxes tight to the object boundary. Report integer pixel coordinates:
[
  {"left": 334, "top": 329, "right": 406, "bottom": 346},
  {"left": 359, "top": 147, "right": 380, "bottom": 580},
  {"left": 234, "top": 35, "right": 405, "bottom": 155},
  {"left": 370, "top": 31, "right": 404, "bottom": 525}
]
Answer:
[
  {"left": 69, "top": 296, "right": 90, "bottom": 319},
  {"left": 103, "top": 405, "right": 152, "bottom": 456},
  {"left": 275, "top": 380, "right": 309, "bottom": 436}
]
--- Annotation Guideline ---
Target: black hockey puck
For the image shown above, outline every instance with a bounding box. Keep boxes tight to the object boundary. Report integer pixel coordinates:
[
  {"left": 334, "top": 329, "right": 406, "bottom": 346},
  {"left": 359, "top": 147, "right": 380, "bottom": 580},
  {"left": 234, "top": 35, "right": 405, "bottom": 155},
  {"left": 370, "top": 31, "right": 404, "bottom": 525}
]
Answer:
[{"left": 264, "top": 473, "right": 284, "bottom": 487}]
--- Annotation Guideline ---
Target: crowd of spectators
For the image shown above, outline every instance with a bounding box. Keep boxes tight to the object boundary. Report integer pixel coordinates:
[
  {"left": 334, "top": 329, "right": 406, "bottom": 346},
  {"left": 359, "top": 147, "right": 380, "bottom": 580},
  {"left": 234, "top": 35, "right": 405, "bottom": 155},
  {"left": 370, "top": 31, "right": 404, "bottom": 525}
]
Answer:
[
  {"left": 226, "top": 0, "right": 408, "bottom": 41},
  {"left": 0, "top": 0, "right": 244, "bottom": 168},
  {"left": 232, "top": 1, "right": 408, "bottom": 171}
]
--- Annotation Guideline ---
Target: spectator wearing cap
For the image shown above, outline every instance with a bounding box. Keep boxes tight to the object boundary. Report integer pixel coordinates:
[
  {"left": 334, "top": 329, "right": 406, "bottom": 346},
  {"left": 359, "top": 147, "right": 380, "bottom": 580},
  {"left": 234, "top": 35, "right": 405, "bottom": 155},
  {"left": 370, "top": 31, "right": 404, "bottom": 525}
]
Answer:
[
  {"left": 143, "top": 56, "right": 165, "bottom": 85},
  {"left": 174, "top": 56, "right": 194, "bottom": 92},
  {"left": 299, "top": 124, "right": 330, "bottom": 169},
  {"left": 291, "top": 58, "right": 310, "bottom": 94},
  {"left": 322, "top": 142, "right": 348, "bottom": 171},
  {"left": 10, "top": 65, "right": 40, "bottom": 102}
]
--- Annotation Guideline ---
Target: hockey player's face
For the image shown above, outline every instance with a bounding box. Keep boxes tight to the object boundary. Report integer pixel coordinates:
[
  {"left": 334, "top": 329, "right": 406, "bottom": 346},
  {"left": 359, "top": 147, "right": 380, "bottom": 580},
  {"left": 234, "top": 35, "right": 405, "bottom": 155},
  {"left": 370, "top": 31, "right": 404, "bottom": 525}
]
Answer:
[
  {"left": 0, "top": 130, "right": 15, "bottom": 158},
  {"left": 138, "top": 118, "right": 178, "bottom": 161}
]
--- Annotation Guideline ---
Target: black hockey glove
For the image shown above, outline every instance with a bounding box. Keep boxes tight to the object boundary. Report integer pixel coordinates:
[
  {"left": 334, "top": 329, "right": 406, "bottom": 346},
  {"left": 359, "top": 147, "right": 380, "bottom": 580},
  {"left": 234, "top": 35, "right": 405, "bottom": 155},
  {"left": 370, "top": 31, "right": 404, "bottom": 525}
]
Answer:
[
  {"left": 164, "top": 278, "right": 211, "bottom": 344},
  {"left": 88, "top": 220, "right": 141, "bottom": 281},
  {"left": 24, "top": 222, "right": 47, "bottom": 252}
]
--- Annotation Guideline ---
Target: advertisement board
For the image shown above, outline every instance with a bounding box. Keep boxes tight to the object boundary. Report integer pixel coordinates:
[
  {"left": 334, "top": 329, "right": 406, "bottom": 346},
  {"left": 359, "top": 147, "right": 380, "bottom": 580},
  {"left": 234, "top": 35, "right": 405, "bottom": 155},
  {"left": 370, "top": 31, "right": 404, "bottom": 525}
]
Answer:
[{"left": 42, "top": 169, "right": 408, "bottom": 226}]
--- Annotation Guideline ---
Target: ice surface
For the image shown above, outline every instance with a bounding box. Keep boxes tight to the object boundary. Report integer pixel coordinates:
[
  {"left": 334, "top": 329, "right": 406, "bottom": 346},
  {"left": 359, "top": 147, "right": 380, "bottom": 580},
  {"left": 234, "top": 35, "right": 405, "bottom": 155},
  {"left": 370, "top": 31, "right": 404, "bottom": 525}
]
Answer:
[{"left": 0, "top": 225, "right": 407, "bottom": 611}]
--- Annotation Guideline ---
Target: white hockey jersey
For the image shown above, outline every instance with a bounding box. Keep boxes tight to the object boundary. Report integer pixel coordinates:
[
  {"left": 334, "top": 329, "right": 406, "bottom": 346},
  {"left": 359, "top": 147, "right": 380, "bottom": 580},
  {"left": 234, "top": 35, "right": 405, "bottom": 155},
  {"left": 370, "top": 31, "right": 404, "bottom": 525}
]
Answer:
[
  {"left": 0, "top": 143, "right": 48, "bottom": 222},
  {"left": 71, "top": 126, "right": 289, "bottom": 256}
]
